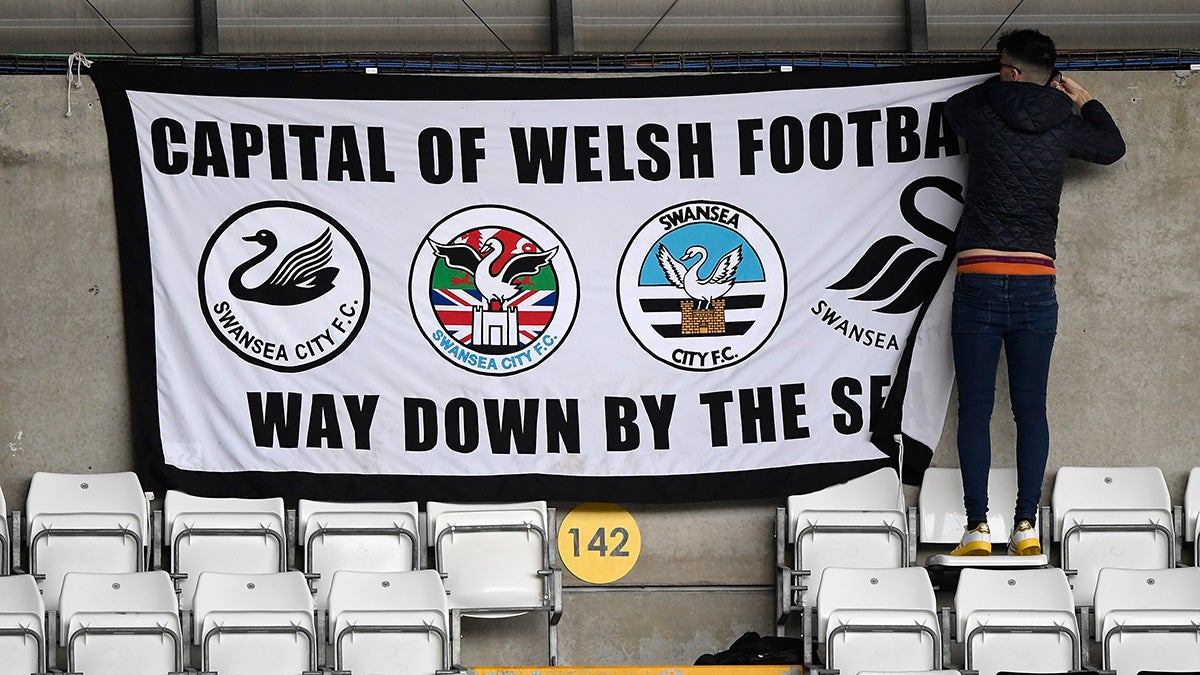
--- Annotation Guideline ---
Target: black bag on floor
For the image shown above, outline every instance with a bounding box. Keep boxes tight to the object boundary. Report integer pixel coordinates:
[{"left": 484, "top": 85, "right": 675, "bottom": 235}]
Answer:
[{"left": 694, "top": 630, "right": 805, "bottom": 665}]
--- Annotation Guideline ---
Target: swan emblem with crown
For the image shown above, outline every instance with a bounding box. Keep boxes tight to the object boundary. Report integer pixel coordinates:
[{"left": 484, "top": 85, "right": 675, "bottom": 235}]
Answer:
[
  {"left": 428, "top": 236, "right": 558, "bottom": 308},
  {"left": 229, "top": 228, "right": 340, "bottom": 306},
  {"left": 656, "top": 243, "right": 743, "bottom": 309}
]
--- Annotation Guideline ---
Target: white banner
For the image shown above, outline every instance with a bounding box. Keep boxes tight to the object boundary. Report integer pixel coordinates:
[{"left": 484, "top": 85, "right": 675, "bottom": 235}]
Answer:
[{"left": 95, "top": 64, "right": 985, "bottom": 501}]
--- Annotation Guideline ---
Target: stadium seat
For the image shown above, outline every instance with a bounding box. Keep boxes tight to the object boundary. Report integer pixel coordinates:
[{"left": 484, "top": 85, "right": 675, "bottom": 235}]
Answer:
[
  {"left": 920, "top": 467, "right": 1049, "bottom": 579},
  {"left": 57, "top": 570, "right": 183, "bottom": 675},
  {"left": 425, "top": 501, "right": 562, "bottom": 666},
  {"left": 192, "top": 571, "right": 317, "bottom": 675},
  {"left": 815, "top": 566, "right": 942, "bottom": 673},
  {"left": 326, "top": 569, "right": 456, "bottom": 675},
  {"left": 163, "top": 490, "right": 288, "bottom": 610},
  {"left": 25, "top": 471, "right": 151, "bottom": 610},
  {"left": 953, "top": 567, "right": 1080, "bottom": 675},
  {"left": 0, "top": 574, "right": 46, "bottom": 675},
  {"left": 993, "top": 667, "right": 1089, "bottom": 672},
  {"left": 297, "top": 499, "right": 421, "bottom": 610},
  {"left": 1050, "top": 466, "right": 1176, "bottom": 606},
  {"left": 864, "top": 667, "right": 964, "bottom": 672},
  {"left": 1092, "top": 566, "right": 1200, "bottom": 675},
  {"left": 1185, "top": 466, "right": 1200, "bottom": 563},
  {"left": 776, "top": 467, "right": 909, "bottom": 637}
]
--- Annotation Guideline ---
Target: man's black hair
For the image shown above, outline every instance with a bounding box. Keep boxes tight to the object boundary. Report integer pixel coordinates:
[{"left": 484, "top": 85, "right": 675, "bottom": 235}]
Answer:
[{"left": 996, "top": 29, "right": 1057, "bottom": 73}]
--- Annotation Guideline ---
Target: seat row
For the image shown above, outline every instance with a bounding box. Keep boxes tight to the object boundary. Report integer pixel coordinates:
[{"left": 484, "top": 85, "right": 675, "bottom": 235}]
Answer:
[
  {"left": 776, "top": 465, "right": 1200, "bottom": 673},
  {"left": 0, "top": 568, "right": 456, "bottom": 675},
  {"left": 0, "top": 472, "right": 563, "bottom": 672},
  {"left": 804, "top": 564, "right": 1200, "bottom": 675}
]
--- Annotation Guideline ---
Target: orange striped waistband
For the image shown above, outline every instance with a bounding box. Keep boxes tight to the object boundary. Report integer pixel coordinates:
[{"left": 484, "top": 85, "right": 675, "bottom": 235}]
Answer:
[{"left": 956, "top": 254, "right": 1056, "bottom": 275}]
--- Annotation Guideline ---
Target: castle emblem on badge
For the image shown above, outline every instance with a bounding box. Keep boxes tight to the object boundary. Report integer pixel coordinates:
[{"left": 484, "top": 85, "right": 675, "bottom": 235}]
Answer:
[
  {"left": 410, "top": 205, "right": 577, "bottom": 375},
  {"left": 617, "top": 201, "right": 785, "bottom": 371}
]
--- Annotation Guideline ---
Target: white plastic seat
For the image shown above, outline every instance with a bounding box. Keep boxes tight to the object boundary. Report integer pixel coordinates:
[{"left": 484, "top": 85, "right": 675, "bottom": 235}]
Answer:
[
  {"left": 816, "top": 566, "right": 942, "bottom": 673},
  {"left": 58, "top": 570, "right": 183, "bottom": 675},
  {"left": 425, "top": 501, "right": 561, "bottom": 666},
  {"left": 1185, "top": 466, "right": 1200, "bottom": 563},
  {"left": 297, "top": 499, "right": 420, "bottom": 610},
  {"left": 326, "top": 570, "right": 451, "bottom": 675},
  {"left": 25, "top": 471, "right": 151, "bottom": 610},
  {"left": 0, "top": 574, "right": 46, "bottom": 675},
  {"left": 1051, "top": 466, "right": 1176, "bottom": 605},
  {"left": 776, "top": 467, "right": 909, "bottom": 635},
  {"left": 1093, "top": 566, "right": 1200, "bottom": 675},
  {"left": 920, "top": 467, "right": 1049, "bottom": 571},
  {"left": 192, "top": 571, "right": 316, "bottom": 675},
  {"left": 164, "top": 490, "right": 287, "bottom": 610},
  {"left": 953, "top": 567, "right": 1079, "bottom": 675},
  {"left": 859, "top": 667, "right": 960, "bottom": 672}
]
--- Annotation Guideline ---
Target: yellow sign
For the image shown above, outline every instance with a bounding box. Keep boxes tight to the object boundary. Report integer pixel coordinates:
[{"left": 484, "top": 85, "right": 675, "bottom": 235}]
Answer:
[{"left": 558, "top": 502, "right": 641, "bottom": 584}]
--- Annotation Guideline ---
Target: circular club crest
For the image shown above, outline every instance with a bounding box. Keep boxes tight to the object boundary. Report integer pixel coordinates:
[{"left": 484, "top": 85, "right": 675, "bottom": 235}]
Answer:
[
  {"left": 198, "top": 200, "right": 370, "bottom": 373},
  {"left": 410, "top": 205, "right": 578, "bottom": 376},
  {"left": 616, "top": 201, "right": 786, "bottom": 371}
]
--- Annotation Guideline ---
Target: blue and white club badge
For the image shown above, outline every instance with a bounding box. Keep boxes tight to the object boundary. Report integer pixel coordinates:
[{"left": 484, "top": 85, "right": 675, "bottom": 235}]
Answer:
[{"left": 617, "top": 201, "right": 786, "bottom": 371}]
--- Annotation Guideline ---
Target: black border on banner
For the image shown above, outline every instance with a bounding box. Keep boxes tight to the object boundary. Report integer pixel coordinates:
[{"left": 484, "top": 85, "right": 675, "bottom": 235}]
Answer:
[{"left": 91, "top": 60, "right": 991, "bottom": 503}]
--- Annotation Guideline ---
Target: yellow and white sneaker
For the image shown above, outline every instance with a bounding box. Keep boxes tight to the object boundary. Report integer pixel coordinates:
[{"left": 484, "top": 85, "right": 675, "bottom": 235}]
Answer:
[
  {"left": 1008, "top": 520, "right": 1041, "bottom": 556},
  {"left": 951, "top": 522, "right": 992, "bottom": 556}
]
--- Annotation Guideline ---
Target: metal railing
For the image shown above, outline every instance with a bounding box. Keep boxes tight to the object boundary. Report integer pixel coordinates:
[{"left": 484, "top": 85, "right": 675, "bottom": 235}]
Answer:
[{"left": 2, "top": 49, "right": 1199, "bottom": 74}]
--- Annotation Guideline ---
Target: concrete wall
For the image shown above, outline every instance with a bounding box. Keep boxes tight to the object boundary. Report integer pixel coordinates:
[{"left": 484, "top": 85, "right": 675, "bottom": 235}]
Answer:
[{"left": 1, "top": 69, "right": 1197, "bottom": 666}]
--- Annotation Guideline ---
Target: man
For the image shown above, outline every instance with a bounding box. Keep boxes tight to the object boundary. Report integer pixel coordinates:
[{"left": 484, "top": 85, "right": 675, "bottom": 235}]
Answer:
[{"left": 943, "top": 29, "right": 1125, "bottom": 556}]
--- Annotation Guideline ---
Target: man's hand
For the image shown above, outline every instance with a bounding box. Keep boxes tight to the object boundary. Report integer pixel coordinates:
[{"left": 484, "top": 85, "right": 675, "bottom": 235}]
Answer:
[{"left": 1056, "top": 76, "right": 1094, "bottom": 108}]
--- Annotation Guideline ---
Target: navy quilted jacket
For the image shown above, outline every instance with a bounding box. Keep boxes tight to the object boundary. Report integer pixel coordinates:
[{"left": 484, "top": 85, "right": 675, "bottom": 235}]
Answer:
[{"left": 944, "top": 76, "right": 1125, "bottom": 258}]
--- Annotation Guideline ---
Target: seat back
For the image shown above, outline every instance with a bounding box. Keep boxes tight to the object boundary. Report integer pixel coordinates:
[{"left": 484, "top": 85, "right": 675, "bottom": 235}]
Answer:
[
  {"left": 1102, "top": 608, "right": 1200, "bottom": 675},
  {"left": 193, "top": 571, "right": 316, "bottom": 675},
  {"left": 165, "top": 490, "right": 287, "bottom": 609},
  {"left": 854, "top": 667, "right": 964, "bottom": 672},
  {"left": 816, "top": 567, "right": 940, "bottom": 673},
  {"left": 954, "top": 568, "right": 1078, "bottom": 675},
  {"left": 1094, "top": 568, "right": 1200, "bottom": 675},
  {"left": 297, "top": 499, "right": 420, "bottom": 610},
  {"left": 25, "top": 471, "right": 150, "bottom": 610},
  {"left": 786, "top": 468, "right": 907, "bottom": 605},
  {"left": 58, "top": 570, "right": 182, "bottom": 675},
  {"left": 1094, "top": 566, "right": 1200, "bottom": 631},
  {"left": 426, "top": 501, "right": 550, "bottom": 615},
  {"left": 0, "top": 574, "right": 46, "bottom": 675},
  {"left": 1185, "top": 467, "right": 1200, "bottom": 554},
  {"left": 919, "top": 467, "right": 1018, "bottom": 545},
  {"left": 1050, "top": 466, "right": 1174, "bottom": 605},
  {"left": 327, "top": 570, "right": 450, "bottom": 675}
]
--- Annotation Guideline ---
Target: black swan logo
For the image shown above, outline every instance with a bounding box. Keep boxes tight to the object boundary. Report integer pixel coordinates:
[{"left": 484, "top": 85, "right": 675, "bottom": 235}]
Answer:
[
  {"left": 229, "top": 228, "right": 340, "bottom": 306},
  {"left": 827, "top": 176, "right": 962, "bottom": 314}
]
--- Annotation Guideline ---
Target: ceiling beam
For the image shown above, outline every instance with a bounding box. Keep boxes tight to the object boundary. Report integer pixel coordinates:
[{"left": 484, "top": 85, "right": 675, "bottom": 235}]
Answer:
[
  {"left": 906, "top": 0, "right": 929, "bottom": 52},
  {"left": 550, "top": 0, "right": 575, "bottom": 55},
  {"left": 195, "top": 0, "right": 218, "bottom": 55}
]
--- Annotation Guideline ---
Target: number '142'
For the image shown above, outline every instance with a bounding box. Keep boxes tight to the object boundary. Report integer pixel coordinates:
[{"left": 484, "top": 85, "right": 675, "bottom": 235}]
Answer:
[{"left": 567, "top": 527, "right": 630, "bottom": 557}]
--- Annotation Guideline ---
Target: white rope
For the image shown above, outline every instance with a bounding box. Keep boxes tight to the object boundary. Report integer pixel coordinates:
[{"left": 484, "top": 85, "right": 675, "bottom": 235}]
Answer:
[{"left": 66, "top": 52, "right": 93, "bottom": 118}]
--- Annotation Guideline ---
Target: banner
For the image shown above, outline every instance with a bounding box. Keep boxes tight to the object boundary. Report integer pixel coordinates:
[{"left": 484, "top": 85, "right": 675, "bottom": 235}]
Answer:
[{"left": 93, "top": 62, "right": 989, "bottom": 502}]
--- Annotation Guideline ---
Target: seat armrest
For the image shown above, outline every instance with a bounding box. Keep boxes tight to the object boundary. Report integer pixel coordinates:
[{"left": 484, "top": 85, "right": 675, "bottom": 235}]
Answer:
[
  {"left": 1173, "top": 504, "right": 1184, "bottom": 564},
  {"left": 549, "top": 568, "right": 563, "bottom": 625}
]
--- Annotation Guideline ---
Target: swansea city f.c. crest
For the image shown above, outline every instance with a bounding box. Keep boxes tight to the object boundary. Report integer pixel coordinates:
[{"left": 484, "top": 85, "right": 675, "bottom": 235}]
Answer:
[
  {"left": 198, "top": 200, "right": 370, "bottom": 373},
  {"left": 409, "top": 205, "right": 578, "bottom": 376},
  {"left": 617, "top": 201, "right": 785, "bottom": 371}
]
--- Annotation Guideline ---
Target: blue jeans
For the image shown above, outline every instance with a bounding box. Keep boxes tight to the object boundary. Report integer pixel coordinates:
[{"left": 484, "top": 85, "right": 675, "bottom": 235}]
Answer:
[{"left": 952, "top": 273, "right": 1058, "bottom": 527}]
